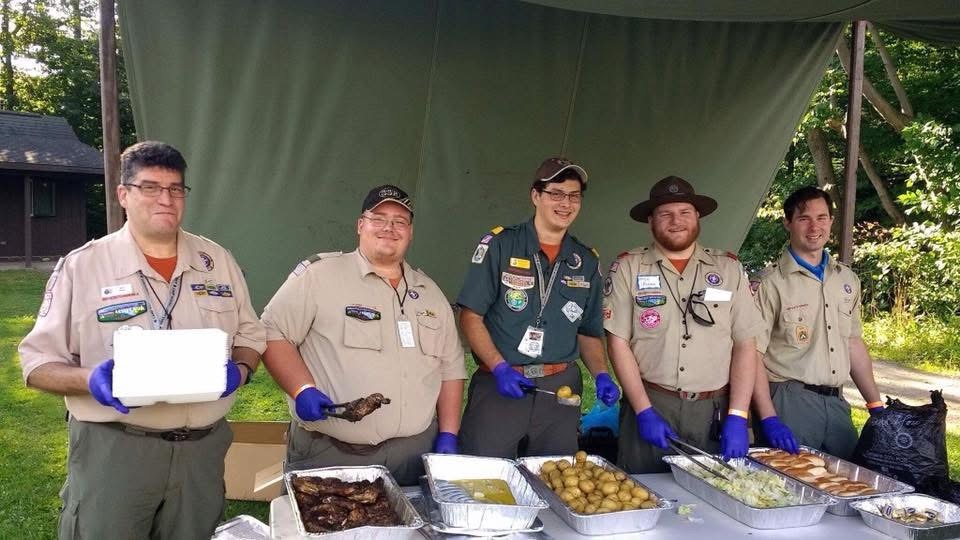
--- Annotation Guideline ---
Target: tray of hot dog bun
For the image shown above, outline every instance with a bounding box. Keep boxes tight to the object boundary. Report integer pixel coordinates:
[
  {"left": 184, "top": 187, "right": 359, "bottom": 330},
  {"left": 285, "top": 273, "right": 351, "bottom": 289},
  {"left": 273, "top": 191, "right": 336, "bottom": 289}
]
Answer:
[{"left": 749, "top": 446, "right": 914, "bottom": 516}]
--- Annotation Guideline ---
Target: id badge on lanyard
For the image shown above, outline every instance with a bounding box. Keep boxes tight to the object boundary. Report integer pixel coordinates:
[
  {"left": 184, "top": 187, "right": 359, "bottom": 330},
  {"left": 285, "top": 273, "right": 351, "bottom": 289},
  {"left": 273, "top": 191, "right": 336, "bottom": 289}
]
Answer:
[
  {"left": 518, "top": 325, "right": 544, "bottom": 358},
  {"left": 397, "top": 317, "right": 416, "bottom": 348},
  {"left": 517, "top": 254, "right": 560, "bottom": 358}
]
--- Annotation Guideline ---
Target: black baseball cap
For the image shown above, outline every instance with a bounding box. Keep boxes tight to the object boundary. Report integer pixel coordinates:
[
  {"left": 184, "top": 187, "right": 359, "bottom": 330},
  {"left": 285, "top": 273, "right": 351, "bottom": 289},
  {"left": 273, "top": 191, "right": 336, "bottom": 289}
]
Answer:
[{"left": 361, "top": 184, "right": 413, "bottom": 215}]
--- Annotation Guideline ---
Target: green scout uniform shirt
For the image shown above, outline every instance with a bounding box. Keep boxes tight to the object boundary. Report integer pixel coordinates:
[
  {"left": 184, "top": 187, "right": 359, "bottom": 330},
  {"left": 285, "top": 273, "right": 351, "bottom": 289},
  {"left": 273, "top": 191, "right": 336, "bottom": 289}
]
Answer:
[
  {"left": 603, "top": 243, "right": 763, "bottom": 393},
  {"left": 754, "top": 248, "right": 862, "bottom": 387},
  {"left": 456, "top": 219, "right": 604, "bottom": 365}
]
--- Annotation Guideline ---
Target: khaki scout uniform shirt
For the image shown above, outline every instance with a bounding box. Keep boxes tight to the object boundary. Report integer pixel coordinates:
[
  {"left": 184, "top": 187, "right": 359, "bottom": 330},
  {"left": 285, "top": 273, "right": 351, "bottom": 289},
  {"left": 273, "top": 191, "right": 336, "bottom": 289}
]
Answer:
[
  {"left": 754, "top": 248, "right": 862, "bottom": 387},
  {"left": 18, "top": 224, "right": 266, "bottom": 429},
  {"left": 261, "top": 250, "right": 467, "bottom": 446},
  {"left": 603, "top": 244, "right": 764, "bottom": 392}
]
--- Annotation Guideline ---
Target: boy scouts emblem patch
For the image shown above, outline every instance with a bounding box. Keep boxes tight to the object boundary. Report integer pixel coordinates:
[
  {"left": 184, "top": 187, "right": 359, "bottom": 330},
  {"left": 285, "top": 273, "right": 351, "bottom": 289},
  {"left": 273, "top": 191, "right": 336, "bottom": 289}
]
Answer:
[
  {"left": 796, "top": 325, "right": 810, "bottom": 345},
  {"left": 471, "top": 244, "right": 488, "bottom": 264},
  {"left": 705, "top": 272, "right": 722, "bottom": 286},
  {"left": 843, "top": 283, "right": 853, "bottom": 294},
  {"left": 198, "top": 251, "right": 214, "bottom": 271},
  {"left": 408, "top": 290, "right": 419, "bottom": 299},
  {"left": 97, "top": 300, "right": 148, "bottom": 323},
  {"left": 639, "top": 308, "right": 661, "bottom": 329},
  {"left": 603, "top": 276, "right": 613, "bottom": 296},
  {"left": 502, "top": 272, "right": 535, "bottom": 290},
  {"left": 504, "top": 289, "right": 528, "bottom": 311},
  {"left": 567, "top": 253, "right": 582, "bottom": 270},
  {"left": 635, "top": 294, "right": 667, "bottom": 308}
]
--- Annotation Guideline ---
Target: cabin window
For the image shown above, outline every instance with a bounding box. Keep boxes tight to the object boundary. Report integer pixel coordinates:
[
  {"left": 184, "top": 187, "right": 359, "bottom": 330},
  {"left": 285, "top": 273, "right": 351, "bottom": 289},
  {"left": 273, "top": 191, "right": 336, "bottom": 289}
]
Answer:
[{"left": 32, "top": 180, "right": 56, "bottom": 217}]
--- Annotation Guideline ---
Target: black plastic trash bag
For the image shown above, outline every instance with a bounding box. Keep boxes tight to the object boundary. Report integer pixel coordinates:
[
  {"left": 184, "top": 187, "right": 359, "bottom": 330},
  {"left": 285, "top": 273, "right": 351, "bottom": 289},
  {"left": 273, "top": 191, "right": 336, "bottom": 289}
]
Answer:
[
  {"left": 852, "top": 390, "right": 948, "bottom": 489},
  {"left": 920, "top": 476, "right": 960, "bottom": 506}
]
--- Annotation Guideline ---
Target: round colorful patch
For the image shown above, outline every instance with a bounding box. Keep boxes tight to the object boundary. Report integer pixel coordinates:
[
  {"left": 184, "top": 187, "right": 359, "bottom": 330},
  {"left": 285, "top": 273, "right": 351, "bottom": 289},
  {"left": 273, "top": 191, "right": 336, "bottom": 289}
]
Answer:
[
  {"left": 639, "top": 308, "right": 661, "bottom": 329},
  {"left": 198, "top": 251, "right": 214, "bottom": 271},
  {"left": 408, "top": 289, "right": 419, "bottom": 299},
  {"left": 504, "top": 288, "right": 528, "bottom": 312},
  {"left": 843, "top": 283, "right": 853, "bottom": 294},
  {"left": 567, "top": 252, "right": 582, "bottom": 270},
  {"left": 705, "top": 272, "right": 722, "bottom": 286},
  {"left": 603, "top": 276, "right": 613, "bottom": 296}
]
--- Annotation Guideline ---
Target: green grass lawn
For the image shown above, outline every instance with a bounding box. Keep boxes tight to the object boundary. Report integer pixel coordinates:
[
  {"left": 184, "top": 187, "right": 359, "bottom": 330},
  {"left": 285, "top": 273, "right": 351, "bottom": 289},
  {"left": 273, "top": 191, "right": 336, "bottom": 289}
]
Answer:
[{"left": 0, "top": 269, "right": 955, "bottom": 536}]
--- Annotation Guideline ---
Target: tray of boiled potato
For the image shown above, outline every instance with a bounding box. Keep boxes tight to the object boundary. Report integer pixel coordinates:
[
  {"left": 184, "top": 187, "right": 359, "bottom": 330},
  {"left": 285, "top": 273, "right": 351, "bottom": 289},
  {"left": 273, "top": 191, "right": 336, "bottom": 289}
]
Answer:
[
  {"left": 517, "top": 451, "right": 673, "bottom": 535},
  {"left": 749, "top": 446, "right": 914, "bottom": 515}
]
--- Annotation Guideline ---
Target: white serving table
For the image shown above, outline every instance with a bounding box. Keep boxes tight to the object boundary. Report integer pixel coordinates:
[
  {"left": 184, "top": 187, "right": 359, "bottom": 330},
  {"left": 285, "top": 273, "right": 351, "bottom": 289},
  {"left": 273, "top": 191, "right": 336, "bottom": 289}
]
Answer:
[{"left": 270, "top": 473, "right": 890, "bottom": 539}]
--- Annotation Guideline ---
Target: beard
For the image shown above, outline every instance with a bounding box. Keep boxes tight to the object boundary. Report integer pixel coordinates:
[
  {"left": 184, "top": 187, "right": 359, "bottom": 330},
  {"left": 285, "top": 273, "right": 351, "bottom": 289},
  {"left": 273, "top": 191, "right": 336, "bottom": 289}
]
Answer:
[{"left": 652, "top": 220, "right": 700, "bottom": 252}]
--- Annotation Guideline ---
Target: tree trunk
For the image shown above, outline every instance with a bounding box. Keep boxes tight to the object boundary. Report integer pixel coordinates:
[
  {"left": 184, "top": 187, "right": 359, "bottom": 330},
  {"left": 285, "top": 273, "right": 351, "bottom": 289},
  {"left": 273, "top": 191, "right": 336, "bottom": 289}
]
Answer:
[
  {"left": 1, "top": 0, "right": 15, "bottom": 109},
  {"left": 70, "top": 0, "right": 82, "bottom": 40},
  {"left": 867, "top": 23, "right": 914, "bottom": 120},
  {"left": 836, "top": 36, "right": 910, "bottom": 133},
  {"left": 858, "top": 144, "right": 907, "bottom": 225},
  {"left": 805, "top": 126, "right": 845, "bottom": 238}
]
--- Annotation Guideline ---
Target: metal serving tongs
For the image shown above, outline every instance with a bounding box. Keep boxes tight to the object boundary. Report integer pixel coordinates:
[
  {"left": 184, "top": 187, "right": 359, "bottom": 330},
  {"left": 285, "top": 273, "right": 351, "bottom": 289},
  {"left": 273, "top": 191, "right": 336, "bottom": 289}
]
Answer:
[
  {"left": 519, "top": 383, "right": 582, "bottom": 407},
  {"left": 668, "top": 436, "right": 735, "bottom": 480}
]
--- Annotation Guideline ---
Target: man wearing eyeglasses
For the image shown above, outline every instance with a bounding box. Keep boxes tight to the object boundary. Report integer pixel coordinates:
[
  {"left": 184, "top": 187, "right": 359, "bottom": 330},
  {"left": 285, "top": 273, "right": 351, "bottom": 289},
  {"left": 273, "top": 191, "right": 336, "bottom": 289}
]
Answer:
[
  {"left": 456, "top": 157, "right": 619, "bottom": 458},
  {"left": 604, "top": 176, "right": 764, "bottom": 473},
  {"left": 260, "top": 185, "right": 466, "bottom": 485},
  {"left": 751, "top": 186, "right": 883, "bottom": 460},
  {"left": 18, "top": 141, "right": 266, "bottom": 538}
]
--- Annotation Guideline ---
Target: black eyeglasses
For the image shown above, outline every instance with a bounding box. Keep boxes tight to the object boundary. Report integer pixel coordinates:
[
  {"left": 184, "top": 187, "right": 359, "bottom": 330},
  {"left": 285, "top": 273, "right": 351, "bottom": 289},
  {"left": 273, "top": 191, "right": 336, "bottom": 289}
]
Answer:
[
  {"left": 686, "top": 290, "right": 715, "bottom": 327},
  {"left": 539, "top": 189, "right": 583, "bottom": 203},
  {"left": 125, "top": 182, "right": 191, "bottom": 198}
]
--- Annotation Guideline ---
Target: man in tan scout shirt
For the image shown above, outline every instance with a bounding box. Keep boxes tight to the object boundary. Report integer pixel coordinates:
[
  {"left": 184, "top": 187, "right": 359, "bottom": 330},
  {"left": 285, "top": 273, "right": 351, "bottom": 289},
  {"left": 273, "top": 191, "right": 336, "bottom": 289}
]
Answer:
[
  {"left": 18, "top": 141, "right": 266, "bottom": 539},
  {"left": 260, "top": 185, "right": 466, "bottom": 485},
  {"left": 604, "top": 176, "right": 764, "bottom": 473},
  {"left": 752, "top": 186, "right": 883, "bottom": 460}
]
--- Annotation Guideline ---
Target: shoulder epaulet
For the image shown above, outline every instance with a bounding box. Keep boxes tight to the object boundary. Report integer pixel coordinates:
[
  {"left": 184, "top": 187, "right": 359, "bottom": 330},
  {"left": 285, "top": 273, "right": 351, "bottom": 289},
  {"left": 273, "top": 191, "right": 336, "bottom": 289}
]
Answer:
[
  {"left": 292, "top": 251, "right": 342, "bottom": 277},
  {"left": 628, "top": 246, "right": 648, "bottom": 256},
  {"left": 567, "top": 234, "right": 598, "bottom": 259},
  {"left": 725, "top": 251, "right": 739, "bottom": 261}
]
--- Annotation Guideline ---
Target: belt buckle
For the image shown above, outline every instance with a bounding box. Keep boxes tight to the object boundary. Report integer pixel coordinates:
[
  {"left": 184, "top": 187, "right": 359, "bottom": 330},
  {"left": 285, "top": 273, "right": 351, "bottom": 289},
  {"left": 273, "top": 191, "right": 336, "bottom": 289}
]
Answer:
[
  {"left": 162, "top": 429, "right": 190, "bottom": 442},
  {"left": 523, "top": 364, "right": 545, "bottom": 378},
  {"left": 681, "top": 391, "right": 699, "bottom": 401}
]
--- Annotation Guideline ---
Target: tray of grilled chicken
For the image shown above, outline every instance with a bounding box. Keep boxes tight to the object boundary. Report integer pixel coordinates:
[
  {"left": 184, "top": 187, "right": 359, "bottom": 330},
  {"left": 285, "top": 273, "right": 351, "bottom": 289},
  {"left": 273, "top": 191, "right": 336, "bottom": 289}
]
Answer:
[
  {"left": 749, "top": 447, "right": 914, "bottom": 516},
  {"left": 284, "top": 465, "right": 423, "bottom": 538}
]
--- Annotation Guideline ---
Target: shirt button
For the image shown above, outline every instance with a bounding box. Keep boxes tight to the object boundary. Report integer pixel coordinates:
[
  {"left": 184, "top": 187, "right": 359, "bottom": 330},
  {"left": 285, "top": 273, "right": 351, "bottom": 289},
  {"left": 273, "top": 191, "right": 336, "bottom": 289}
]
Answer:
[
  {"left": 681, "top": 343, "right": 687, "bottom": 348},
  {"left": 830, "top": 347, "right": 835, "bottom": 352},
  {"left": 679, "top": 367, "right": 685, "bottom": 372},
  {"left": 681, "top": 297, "right": 686, "bottom": 302},
  {"left": 825, "top": 303, "right": 829, "bottom": 308},
  {"left": 679, "top": 277, "right": 684, "bottom": 281},
  {"left": 832, "top": 370, "right": 836, "bottom": 374},
  {"left": 828, "top": 325, "right": 832, "bottom": 330},
  {"left": 713, "top": 304, "right": 719, "bottom": 308}
]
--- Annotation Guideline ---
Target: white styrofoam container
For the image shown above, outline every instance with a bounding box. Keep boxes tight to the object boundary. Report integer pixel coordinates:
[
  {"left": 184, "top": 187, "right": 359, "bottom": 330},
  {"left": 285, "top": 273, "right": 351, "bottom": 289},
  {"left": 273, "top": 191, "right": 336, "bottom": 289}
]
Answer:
[{"left": 112, "top": 327, "right": 228, "bottom": 406}]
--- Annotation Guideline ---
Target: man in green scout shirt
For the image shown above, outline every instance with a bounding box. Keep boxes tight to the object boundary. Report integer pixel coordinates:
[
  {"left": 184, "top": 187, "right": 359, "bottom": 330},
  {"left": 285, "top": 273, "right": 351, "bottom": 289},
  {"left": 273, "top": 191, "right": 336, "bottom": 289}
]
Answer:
[
  {"left": 457, "top": 157, "right": 620, "bottom": 458},
  {"left": 604, "top": 176, "right": 764, "bottom": 473},
  {"left": 752, "top": 186, "right": 883, "bottom": 460}
]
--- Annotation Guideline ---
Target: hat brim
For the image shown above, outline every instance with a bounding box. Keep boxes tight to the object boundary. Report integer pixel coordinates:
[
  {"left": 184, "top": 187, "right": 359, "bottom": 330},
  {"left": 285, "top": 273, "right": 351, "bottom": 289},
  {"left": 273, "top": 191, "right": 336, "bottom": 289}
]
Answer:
[
  {"left": 540, "top": 164, "right": 588, "bottom": 184},
  {"left": 629, "top": 195, "right": 717, "bottom": 223},
  {"left": 368, "top": 198, "right": 414, "bottom": 215}
]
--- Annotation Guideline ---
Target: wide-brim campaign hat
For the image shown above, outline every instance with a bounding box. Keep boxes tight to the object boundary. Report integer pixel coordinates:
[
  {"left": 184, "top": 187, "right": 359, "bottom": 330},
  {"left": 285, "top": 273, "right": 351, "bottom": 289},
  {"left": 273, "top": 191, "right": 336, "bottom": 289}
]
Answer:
[{"left": 629, "top": 175, "right": 718, "bottom": 223}]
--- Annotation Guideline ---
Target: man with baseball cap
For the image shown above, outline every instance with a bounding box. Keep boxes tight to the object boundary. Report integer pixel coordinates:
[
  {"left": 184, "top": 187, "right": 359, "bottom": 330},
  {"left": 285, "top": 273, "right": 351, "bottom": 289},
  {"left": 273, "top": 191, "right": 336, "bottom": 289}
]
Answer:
[
  {"left": 260, "top": 184, "right": 466, "bottom": 485},
  {"left": 456, "top": 157, "right": 620, "bottom": 458},
  {"left": 603, "top": 176, "right": 764, "bottom": 472}
]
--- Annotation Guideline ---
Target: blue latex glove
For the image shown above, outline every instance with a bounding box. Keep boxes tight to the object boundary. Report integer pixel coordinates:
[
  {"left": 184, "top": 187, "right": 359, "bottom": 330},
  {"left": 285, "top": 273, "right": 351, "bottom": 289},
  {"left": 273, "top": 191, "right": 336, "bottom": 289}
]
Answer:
[
  {"left": 760, "top": 415, "right": 798, "bottom": 454},
  {"left": 434, "top": 432, "right": 459, "bottom": 454},
  {"left": 635, "top": 406, "right": 676, "bottom": 449},
  {"left": 295, "top": 386, "right": 334, "bottom": 421},
  {"left": 594, "top": 373, "right": 620, "bottom": 407},
  {"left": 492, "top": 362, "right": 532, "bottom": 399},
  {"left": 868, "top": 404, "right": 885, "bottom": 416},
  {"left": 221, "top": 360, "right": 243, "bottom": 398},
  {"left": 88, "top": 359, "right": 130, "bottom": 414},
  {"left": 721, "top": 415, "right": 749, "bottom": 460}
]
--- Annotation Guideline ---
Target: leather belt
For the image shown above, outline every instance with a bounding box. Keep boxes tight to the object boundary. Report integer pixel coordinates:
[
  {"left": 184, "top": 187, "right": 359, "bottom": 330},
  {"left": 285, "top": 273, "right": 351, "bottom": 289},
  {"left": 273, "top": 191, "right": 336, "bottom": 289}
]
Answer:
[
  {"left": 477, "top": 362, "right": 570, "bottom": 378},
  {"left": 644, "top": 381, "right": 729, "bottom": 401},
  {"left": 803, "top": 383, "right": 841, "bottom": 397},
  {"left": 104, "top": 422, "right": 214, "bottom": 442}
]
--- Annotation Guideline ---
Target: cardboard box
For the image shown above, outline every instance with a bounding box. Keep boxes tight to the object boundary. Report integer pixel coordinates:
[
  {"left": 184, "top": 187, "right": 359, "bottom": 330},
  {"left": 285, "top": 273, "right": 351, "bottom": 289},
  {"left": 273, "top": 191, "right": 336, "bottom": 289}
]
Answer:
[{"left": 224, "top": 421, "right": 288, "bottom": 501}]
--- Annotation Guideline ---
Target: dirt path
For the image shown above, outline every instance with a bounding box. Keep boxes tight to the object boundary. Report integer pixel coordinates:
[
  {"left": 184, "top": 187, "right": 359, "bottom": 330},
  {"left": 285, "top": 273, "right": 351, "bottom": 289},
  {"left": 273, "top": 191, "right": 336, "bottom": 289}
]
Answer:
[{"left": 844, "top": 359, "right": 960, "bottom": 428}]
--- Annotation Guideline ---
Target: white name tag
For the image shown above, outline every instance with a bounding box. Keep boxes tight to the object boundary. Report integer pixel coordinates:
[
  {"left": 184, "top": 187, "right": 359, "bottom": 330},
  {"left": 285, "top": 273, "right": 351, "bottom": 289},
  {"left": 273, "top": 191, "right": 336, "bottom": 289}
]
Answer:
[
  {"left": 518, "top": 326, "right": 544, "bottom": 358},
  {"left": 397, "top": 320, "right": 416, "bottom": 348},
  {"left": 704, "top": 287, "right": 733, "bottom": 302},
  {"left": 636, "top": 275, "right": 661, "bottom": 290},
  {"left": 101, "top": 283, "right": 134, "bottom": 300}
]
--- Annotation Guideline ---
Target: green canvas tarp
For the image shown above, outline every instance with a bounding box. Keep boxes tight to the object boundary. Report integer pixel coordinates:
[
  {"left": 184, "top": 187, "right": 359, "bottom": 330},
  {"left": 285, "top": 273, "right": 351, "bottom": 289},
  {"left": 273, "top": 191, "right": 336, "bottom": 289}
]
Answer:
[{"left": 121, "top": 0, "right": 848, "bottom": 306}]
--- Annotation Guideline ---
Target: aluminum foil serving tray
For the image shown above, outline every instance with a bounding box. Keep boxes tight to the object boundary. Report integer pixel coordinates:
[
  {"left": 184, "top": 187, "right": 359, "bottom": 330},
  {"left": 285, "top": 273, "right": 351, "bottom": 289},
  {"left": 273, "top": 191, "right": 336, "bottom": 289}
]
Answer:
[
  {"left": 749, "top": 446, "right": 915, "bottom": 516},
  {"left": 663, "top": 455, "right": 836, "bottom": 529},
  {"left": 517, "top": 454, "right": 673, "bottom": 535},
  {"left": 283, "top": 465, "right": 424, "bottom": 538},
  {"left": 422, "top": 453, "right": 548, "bottom": 531},
  {"left": 852, "top": 494, "right": 960, "bottom": 540}
]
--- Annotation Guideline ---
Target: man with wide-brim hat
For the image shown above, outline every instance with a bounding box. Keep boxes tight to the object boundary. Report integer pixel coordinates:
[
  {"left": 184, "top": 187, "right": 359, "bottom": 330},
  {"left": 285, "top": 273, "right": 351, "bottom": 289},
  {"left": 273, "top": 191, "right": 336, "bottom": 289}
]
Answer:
[{"left": 603, "top": 175, "right": 764, "bottom": 473}]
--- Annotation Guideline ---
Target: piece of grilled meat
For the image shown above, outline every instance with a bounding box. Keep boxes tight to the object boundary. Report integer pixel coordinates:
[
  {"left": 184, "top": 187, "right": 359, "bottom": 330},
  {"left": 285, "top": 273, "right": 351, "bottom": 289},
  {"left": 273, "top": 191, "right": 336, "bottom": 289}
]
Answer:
[
  {"left": 340, "top": 393, "right": 391, "bottom": 422},
  {"left": 291, "top": 475, "right": 401, "bottom": 532}
]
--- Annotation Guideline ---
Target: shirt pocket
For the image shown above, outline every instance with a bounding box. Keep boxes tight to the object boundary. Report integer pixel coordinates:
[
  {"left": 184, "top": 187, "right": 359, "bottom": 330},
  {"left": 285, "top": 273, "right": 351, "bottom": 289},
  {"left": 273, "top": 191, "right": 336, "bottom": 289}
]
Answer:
[
  {"left": 343, "top": 315, "right": 382, "bottom": 351},
  {"left": 837, "top": 307, "right": 854, "bottom": 337},
  {"left": 196, "top": 295, "right": 239, "bottom": 335},
  {"left": 780, "top": 308, "right": 810, "bottom": 349},
  {"left": 416, "top": 313, "right": 443, "bottom": 357},
  {"left": 557, "top": 284, "right": 589, "bottom": 324}
]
